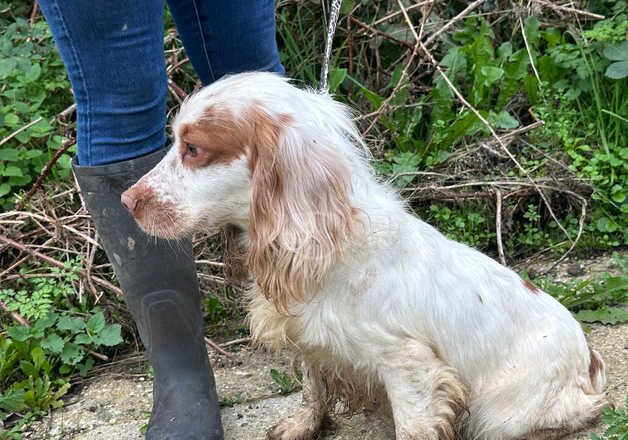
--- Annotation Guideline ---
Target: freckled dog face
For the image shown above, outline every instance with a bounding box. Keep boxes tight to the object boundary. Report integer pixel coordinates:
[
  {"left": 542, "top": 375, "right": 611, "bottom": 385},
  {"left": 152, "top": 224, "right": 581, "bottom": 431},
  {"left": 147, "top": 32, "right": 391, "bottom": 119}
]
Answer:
[{"left": 121, "top": 107, "right": 253, "bottom": 240}]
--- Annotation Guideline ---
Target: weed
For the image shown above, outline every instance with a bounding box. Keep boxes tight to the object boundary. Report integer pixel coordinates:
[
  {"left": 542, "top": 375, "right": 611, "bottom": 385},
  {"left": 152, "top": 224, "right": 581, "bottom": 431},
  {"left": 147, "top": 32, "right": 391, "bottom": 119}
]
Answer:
[
  {"left": 590, "top": 396, "right": 628, "bottom": 440},
  {"left": 269, "top": 368, "right": 300, "bottom": 395}
]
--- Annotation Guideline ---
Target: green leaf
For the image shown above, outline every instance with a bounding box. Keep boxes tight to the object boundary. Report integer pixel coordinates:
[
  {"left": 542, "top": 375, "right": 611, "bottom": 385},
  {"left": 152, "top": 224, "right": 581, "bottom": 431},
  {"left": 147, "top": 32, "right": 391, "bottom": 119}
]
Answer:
[
  {"left": 488, "top": 110, "right": 520, "bottom": 129},
  {"left": 0, "top": 148, "right": 19, "bottom": 161},
  {"left": 41, "top": 334, "right": 64, "bottom": 354},
  {"left": 328, "top": 68, "right": 347, "bottom": 94},
  {"left": 3, "top": 113, "right": 19, "bottom": 127},
  {"left": 339, "top": 0, "right": 355, "bottom": 15},
  {"left": 479, "top": 66, "right": 504, "bottom": 86},
  {"left": 596, "top": 217, "right": 618, "bottom": 233},
  {"left": 23, "top": 63, "right": 41, "bottom": 82},
  {"left": 57, "top": 316, "right": 86, "bottom": 333},
  {"left": 94, "top": 324, "right": 123, "bottom": 347},
  {"left": 605, "top": 61, "right": 628, "bottom": 80},
  {"left": 3, "top": 165, "right": 23, "bottom": 177},
  {"left": 0, "top": 183, "right": 11, "bottom": 197},
  {"left": 524, "top": 16, "right": 541, "bottom": 46},
  {"left": 30, "top": 346, "right": 45, "bottom": 372},
  {"left": 0, "top": 58, "right": 18, "bottom": 79},
  {"left": 0, "top": 387, "right": 26, "bottom": 412},
  {"left": 87, "top": 312, "right": 106, "bottom": 334},
  {"left": 6, "top": 326, "right": 30, "bottom": 342},
  {"left": 60, "top": 343, "right": 84, "bottom": 365},
  {"left": 603, "top": 41, "right": 628, "bottom": 61},
  {"left": 33, "top": 313, "right": 58, "bottom": 331},
  {"left": 575, "top": 307, "right": 628, "bottom": 325},
  {"left": 74, "top": 333, "right": 91, "bottom": 345}
]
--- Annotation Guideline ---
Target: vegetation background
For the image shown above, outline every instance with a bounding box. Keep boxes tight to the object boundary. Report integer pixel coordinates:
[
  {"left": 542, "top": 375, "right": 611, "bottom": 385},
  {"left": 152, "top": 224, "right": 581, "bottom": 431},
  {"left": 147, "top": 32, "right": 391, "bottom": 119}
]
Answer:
[{"left": 0, "top": 0, "right": 626, "bottom": 438}]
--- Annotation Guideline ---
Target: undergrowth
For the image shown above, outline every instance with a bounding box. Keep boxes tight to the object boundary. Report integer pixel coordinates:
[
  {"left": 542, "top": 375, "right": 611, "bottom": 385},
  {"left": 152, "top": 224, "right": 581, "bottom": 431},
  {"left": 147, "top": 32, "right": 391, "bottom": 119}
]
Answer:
[{"left": 0, "top": 0, "right": 627, "bottom": 437}]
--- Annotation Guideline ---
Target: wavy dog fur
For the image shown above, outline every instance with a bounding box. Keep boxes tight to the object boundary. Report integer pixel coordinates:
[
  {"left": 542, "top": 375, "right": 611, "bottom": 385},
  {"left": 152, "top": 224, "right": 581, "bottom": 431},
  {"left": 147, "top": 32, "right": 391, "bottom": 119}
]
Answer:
[{"left": 122, "top": 72, "right": 607, "bottom": 440}]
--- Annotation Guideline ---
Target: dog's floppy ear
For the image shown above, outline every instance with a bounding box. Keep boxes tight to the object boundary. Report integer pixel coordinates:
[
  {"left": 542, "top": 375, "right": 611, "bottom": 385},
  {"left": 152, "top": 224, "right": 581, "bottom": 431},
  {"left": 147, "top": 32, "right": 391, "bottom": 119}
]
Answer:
[{"left": 247, "top": 106, "right": 356, "bottom": 314}]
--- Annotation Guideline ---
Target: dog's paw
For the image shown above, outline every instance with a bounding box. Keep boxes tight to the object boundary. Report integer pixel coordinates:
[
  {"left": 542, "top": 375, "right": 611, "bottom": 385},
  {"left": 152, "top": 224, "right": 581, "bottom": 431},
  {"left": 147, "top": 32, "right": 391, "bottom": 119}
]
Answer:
[{"left": 266, "top": 408, "right": 323, "bottom": 440}]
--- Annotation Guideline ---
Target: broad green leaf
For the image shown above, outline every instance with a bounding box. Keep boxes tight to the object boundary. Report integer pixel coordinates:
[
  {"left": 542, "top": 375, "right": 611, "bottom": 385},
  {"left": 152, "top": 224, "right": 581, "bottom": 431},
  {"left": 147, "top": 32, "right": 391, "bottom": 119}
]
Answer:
[
  {"left": 0, "top": 148, "right": 19, "bottom": 161},
  {"left": 575, "top": 307, "right": 628, "bottom": 325},
  {"left": 23, "top": 63, "right": 41, "bottom": 82},
  {"left": 6, "top": 326, "right": 30, "bottom": 342},
  {"left": 524, "top": 17, "right": 541, "bottom": 46},
  {"left": 488, "top": 110, "right": 520, "bottom": 129},
  {"left": 60, "top": 343, "right": 84, "bottom": 365},
  {"left": 3, "top": 165, "right": 23, "bottom": 177},
  {"left": 57, "top": 316, "right": 86, "bottom": 333},
  {"left": 94, "top": 324, "right": 123, "bottom": 347},
  {"left": 596, "top": 217, "right": 618, "bottom": 233},
  {"left": 33, "top": 313, "right": 58, "bottom": 332},
  {"left": 3, "top": 113, "right": 19, "bottom": 127},
  {"left": 603, "top": 41, "right": 628, "bottom": 61},
  {"left": 480, "top": 66, "right": 504, "bottom": 86},
  {"left": 605, "top": 61, "right": 628, "bottom": 79},
  {"left": 0, "top": 183, "right": 10, "bottom": 197},
  {"left": 87, "top": 312, "right": 106, "bottom": 334},
  {"left": 41, "top": 334, "right": 64, "bottom": 354},
  {"left": 0, "top": 387, "right": 26, "bottom": 412},
  {"left": 0, "top": 58, "right": 18, "bottom": 79},
  {"left": 74, "top": 333, "right": 91, "bottom": 345}
]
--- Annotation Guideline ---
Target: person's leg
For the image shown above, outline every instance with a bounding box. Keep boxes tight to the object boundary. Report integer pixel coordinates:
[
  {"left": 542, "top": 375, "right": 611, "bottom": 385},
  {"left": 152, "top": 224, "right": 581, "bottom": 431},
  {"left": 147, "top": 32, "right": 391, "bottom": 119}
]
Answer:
[
  {"left": 38, "top": 0, "right": 167, "bottom": 166},
  {"left": 37, "top": 1, "right": 223, "bottom": 438},
  {"left": 166, "top": 0, "right": 284, "bottom": 85}
]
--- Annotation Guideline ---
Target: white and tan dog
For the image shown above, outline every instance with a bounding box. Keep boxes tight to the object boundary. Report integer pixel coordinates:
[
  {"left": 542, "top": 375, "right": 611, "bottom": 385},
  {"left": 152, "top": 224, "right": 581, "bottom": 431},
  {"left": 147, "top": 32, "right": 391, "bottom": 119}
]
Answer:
[{"left": 121, "top": 72, "right": 607, "bottom": 440}]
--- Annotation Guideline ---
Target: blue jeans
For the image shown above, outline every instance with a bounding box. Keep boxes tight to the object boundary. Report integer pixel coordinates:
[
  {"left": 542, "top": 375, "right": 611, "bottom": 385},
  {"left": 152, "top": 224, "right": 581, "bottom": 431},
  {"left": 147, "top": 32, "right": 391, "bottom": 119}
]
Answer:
[{"left": 38, "top": 0, "right": 284, "bottom": 166}]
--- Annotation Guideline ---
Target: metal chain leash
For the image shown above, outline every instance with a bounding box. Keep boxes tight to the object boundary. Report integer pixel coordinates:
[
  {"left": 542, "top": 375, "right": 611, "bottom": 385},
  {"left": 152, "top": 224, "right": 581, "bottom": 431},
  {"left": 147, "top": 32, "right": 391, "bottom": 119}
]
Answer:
[{"left": 319, "top": 0, "right": 343, "bottom": 92}]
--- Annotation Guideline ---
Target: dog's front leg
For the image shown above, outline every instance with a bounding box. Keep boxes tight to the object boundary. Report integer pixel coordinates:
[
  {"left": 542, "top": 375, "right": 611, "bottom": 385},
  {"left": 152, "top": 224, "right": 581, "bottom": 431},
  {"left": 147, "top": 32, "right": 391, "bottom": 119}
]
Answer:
[
  {"left": 378, "top": 342, "right": 468, "bottom": 440},
  {"left": 267, "top": 360, "right": 328, "bottom": 440}
]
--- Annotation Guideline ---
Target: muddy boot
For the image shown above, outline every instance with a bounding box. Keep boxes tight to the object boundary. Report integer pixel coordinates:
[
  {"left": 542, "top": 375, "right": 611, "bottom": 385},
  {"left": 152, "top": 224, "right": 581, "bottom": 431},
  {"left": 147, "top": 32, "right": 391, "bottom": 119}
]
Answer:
[{"left": 72, "top": 149, "right": 223, "bottom": 440}]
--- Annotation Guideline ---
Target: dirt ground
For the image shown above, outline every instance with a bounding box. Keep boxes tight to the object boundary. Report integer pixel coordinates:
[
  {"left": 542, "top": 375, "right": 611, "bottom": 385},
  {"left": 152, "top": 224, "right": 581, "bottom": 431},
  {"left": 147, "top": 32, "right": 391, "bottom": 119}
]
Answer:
[{"left": 24, "top": 254, "right": 628, "bottom": 440}]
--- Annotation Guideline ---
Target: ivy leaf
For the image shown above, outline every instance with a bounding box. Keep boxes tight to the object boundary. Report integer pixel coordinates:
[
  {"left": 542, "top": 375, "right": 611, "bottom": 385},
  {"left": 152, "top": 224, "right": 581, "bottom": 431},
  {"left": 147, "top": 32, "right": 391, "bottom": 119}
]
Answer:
[
  {"left": 94, "top": 324, "right": 123, "bottom": 347},
  {"left": 575, "top": 307, "right": 628, "bottom": 325},
  {"left": 40, "top": 333, "right": 64, "bottom": 354}
]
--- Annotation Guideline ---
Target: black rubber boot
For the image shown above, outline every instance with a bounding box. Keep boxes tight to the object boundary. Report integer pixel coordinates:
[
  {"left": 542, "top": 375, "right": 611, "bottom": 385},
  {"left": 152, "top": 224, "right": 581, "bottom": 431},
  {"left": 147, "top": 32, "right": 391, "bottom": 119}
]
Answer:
[{"left": 72, "top": 149, "right": 224, "bottom": 440}]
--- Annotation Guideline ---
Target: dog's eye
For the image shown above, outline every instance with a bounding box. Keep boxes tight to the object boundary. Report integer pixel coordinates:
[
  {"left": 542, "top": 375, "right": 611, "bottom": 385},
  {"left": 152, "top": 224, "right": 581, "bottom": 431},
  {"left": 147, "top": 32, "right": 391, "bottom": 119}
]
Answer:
[{"left": 185, "top": 143, "right": 198, "bottom": 158}]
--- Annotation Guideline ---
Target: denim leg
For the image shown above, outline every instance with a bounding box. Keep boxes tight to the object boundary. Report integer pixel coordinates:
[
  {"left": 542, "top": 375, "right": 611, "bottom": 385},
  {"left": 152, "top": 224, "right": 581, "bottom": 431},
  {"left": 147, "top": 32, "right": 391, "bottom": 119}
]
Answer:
[
  {"left": 38, "top": 0, "right": 166, "bottom": 166},
  {"left": 166, "top": 0, "right": 284, "bottom": 85}
]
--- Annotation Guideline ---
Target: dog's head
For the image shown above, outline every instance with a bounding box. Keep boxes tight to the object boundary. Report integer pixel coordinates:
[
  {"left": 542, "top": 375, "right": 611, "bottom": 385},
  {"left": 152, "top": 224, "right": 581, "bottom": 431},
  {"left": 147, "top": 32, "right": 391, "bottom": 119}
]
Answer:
[{"left": 122, "top": 72, "right": 361, "bottom": 311}]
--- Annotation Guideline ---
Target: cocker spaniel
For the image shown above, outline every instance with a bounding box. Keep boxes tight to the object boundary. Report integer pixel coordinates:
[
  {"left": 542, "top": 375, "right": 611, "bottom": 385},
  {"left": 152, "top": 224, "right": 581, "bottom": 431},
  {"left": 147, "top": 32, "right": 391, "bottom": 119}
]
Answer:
[{"left": 121, "top": 72, "right": 606, "bottom": 440}]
